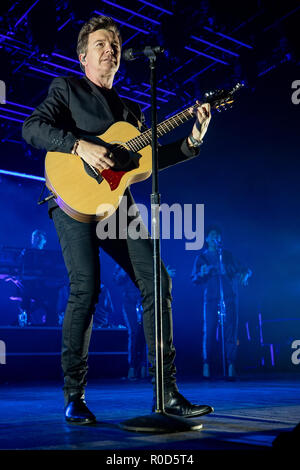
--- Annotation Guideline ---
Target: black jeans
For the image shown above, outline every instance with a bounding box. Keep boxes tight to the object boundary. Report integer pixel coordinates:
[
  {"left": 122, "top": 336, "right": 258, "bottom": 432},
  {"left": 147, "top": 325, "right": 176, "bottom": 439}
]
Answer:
[{"left": 52, "top": 207, "right": 177, "bottom": 400}]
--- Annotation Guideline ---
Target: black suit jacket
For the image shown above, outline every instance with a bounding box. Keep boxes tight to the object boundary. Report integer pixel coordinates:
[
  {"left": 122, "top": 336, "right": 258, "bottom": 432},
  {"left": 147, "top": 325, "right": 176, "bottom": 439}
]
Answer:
[{"left": 22, "top": 76, "right": 200, "bottom": 214}]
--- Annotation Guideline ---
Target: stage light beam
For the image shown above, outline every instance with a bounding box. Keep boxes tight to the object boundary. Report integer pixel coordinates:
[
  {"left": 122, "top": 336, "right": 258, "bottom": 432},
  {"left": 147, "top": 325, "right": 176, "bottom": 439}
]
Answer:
[
  {"left": 101, "top": 0, "right": 160, "bottom": 25},
  {"left": 185, "top": 46, "right": 229, "bottom": 65}
]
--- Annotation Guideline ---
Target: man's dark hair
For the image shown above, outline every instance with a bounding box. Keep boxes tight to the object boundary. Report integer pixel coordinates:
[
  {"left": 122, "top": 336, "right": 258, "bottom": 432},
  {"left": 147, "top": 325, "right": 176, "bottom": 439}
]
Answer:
[
  {"left": 205, "top": 224, "right": 222, "bottom": 238},
  {"left": 76, "top": 15, "right": 122, "bottom": 59}
]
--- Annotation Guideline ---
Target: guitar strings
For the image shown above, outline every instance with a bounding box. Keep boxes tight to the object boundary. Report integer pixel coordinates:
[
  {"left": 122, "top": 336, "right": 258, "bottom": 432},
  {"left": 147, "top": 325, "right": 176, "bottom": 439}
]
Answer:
[
  {"left": 71, "top": 86, "right": 237, "bottom": 178},
  {"left": 85, "top": 104, "right": 197, "bottom": 176}
]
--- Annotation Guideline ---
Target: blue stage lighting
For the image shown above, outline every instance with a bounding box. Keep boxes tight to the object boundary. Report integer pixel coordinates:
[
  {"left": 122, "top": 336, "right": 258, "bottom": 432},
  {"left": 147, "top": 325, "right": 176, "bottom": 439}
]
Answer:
[
  {"left": 51, "top": 53, "right": 79, "bottom": 64},
  {"left": 6, "top": 101, "right": 35, "bottom": 111},
  {"left": 101, "top": 0, "right": 160, "bottom": 25},
  {"left": 40, "top": 61, "right": 82, "bottom": 75},
  {"left": 29, "top": 67, "right": 59, "bottom": 78},
  {"left": 204, "top": 27, "right": 253, "bottom": 49},
  {"left": 0, "top": 107, "right": 29, "bottom": 118},
  {"left": 183, "top": 64, "right": 215, "bottom": 84},
  {"left": 0, "top": 114, "right": 24, "bottom": 123},
  {"left": 58, "top": 18, "right": 71, "bottom": 32},
  {"left": 142, "top": 83, "right": 176, "bottom": 96},
  {"left": 94, "top": 10, "right": 149, "bottom": 34},
  {"left": 137, "top": 0, "right": 173, "bottom": 15},
  {"left": 191, "top": 36, "right": 239, "bottom": 57},
  {"left": 119, "top": 94, "right": 160, "bottom": 109},
  {"left": 0, "top": 169, "right": 45, "bottom": 182},
  {"left": 15, "top": 0, "right": 40, "bottom": 28},
  {"left": 122, "top": 32, "right": 140, "bottom": 46},
  {"left": 185, "top": 46, "right": 229, "bottom": 65}
]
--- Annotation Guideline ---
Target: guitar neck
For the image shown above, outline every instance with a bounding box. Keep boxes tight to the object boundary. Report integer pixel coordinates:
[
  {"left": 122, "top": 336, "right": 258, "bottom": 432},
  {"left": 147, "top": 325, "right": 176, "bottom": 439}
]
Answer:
[
  {"left": 125, "top": 82, "right": 242, "bottom": 152},
  {"left": 127, "top": 104, "right": 198, "bottom": 151}
]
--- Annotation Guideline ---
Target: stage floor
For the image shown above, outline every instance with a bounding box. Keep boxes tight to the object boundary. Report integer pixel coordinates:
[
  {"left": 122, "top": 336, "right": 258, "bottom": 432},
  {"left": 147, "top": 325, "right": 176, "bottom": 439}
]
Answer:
[{"left": 0, "top": 375, "right": 299, "bottom": 451}]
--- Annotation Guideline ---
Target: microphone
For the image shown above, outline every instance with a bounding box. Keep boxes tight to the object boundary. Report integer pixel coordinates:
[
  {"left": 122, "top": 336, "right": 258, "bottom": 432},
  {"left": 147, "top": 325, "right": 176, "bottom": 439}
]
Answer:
[{"left": 122, "top": 46, "right": 164, "bottom": 61}]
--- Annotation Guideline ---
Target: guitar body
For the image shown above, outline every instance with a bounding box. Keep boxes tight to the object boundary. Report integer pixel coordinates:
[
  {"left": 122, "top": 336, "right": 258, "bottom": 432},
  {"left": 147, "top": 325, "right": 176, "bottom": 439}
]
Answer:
[
  {"left": 45, "top": 121, "right": 152, "bottom": 223},
  {"left": 44, "top": 83, "right": 242, "bottom": 223}
]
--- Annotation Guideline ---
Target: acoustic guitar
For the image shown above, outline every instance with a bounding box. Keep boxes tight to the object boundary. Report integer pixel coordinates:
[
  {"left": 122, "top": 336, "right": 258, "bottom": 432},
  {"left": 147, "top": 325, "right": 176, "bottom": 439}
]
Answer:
[{"left": 45, "top": 83, "right": 243, "bottom": 222}]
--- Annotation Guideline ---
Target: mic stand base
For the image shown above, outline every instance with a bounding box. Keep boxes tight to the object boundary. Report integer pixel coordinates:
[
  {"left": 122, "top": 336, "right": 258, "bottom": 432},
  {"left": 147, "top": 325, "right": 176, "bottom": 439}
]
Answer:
[{"left": 119, "top": 412, "right": 203, "bottom": 433}]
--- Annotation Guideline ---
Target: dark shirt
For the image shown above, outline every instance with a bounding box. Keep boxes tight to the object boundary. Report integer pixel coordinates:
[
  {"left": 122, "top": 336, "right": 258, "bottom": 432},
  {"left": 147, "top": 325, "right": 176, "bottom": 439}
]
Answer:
[{"left": 97, "top": 86, "right": 125, "bottom": 122}]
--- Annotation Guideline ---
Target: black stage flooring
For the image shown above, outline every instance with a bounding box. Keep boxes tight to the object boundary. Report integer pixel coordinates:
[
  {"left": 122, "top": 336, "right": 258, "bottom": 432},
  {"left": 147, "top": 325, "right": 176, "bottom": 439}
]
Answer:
[{"left": 0, "top": 375, "right": 299, "bottom": 453}]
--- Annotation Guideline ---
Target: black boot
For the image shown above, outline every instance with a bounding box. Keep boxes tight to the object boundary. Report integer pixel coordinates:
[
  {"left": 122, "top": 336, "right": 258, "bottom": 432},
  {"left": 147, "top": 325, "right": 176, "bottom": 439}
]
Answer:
[
  {"left": 152, "top": 390, "right": 214, "bottom": 418},
  {"left": 64, "top": 392, "right": 96, "bottom": 425}
]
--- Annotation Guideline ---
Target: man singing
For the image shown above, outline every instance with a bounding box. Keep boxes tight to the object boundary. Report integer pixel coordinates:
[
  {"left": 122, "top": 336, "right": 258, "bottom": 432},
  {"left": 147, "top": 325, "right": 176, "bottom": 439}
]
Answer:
[{"left": 22, "top": 15, "right": 213, "bottom": 424}]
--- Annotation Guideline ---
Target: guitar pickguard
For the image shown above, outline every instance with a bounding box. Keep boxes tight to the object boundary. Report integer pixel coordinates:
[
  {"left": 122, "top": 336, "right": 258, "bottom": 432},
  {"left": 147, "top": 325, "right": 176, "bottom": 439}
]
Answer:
[
  {"left": 82, "top": 159, "right": 103, "bottom": 184},
  {"left": 101, "top": 168, "right": 127, "bottom": 190},
  {"left": 101, "top": 147, "right": 141, "bottom": 190}
]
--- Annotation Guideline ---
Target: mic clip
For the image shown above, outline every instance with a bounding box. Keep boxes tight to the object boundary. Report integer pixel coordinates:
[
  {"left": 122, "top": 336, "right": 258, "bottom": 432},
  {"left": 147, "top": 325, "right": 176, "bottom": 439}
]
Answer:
[{"left": 122, "top": 46, "right": 164, "bottom": 61}]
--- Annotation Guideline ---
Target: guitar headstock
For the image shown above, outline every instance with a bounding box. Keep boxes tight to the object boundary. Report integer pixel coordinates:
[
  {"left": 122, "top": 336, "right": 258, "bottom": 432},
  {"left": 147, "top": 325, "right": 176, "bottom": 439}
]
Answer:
[{"left": 203, "top": 82, "right": 244, "bottom": 112}]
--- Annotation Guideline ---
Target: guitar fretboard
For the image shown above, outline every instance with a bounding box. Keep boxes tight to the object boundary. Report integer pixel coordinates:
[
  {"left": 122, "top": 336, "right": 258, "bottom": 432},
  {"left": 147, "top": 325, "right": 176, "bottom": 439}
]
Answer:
[
  {"left": 122, "top": 82, "right": 242, "bottom": 153},
  {"left": 127, "top": 104, "right": 198, "bottom": 152}
]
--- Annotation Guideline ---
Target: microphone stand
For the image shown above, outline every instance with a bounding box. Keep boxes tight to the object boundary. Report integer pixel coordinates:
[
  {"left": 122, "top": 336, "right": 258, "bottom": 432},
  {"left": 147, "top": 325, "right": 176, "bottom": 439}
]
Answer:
[
  {"left": 216, "top": 242, "right": 227, "bottom": 377},
  {"left": 119, "top": 51, "right": 202, "bottom": 433}
]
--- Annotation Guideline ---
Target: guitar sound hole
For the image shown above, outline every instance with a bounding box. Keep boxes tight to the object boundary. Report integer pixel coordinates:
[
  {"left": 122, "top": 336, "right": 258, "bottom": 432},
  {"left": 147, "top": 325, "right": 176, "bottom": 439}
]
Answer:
[
  {"left": 81, "top": 145, "right": 140, "bottom": 184},
  {"left": 111, "top": 144, "right": 141, "bottom": 171}
]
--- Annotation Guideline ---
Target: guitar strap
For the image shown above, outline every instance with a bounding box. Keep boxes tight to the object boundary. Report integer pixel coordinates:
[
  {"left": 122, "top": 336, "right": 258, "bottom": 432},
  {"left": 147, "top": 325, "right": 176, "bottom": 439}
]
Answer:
[
  {"left": 117, "top": 93, "right": 163, "bottom": 147},
  {"left": 84, "top": 75, "right": 147, "bottom": 132},
  {"left": 116, "top": 92, "right": 148, "bottom": 133}
]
